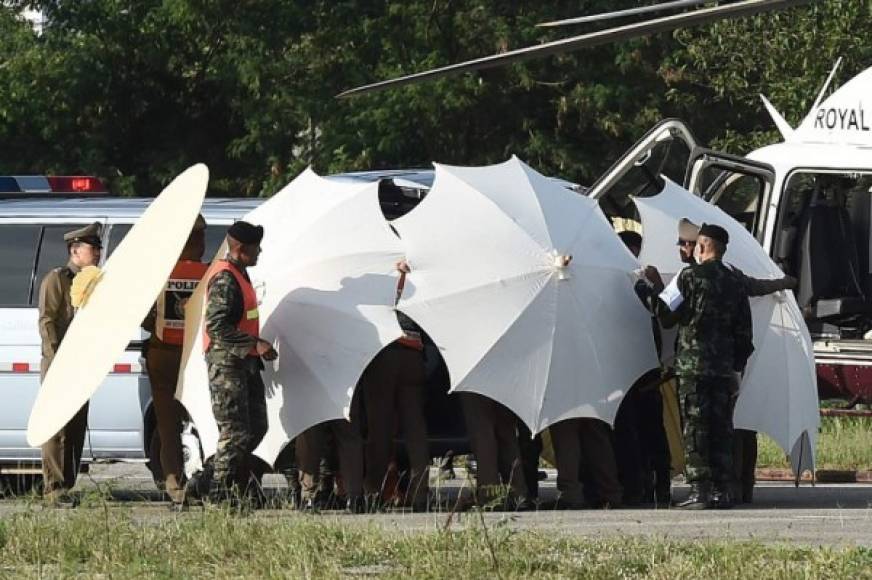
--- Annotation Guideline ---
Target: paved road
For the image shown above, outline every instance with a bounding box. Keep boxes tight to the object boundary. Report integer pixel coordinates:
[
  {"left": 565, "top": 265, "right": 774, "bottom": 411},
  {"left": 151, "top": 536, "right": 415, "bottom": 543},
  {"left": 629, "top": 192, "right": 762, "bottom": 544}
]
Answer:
[{"left": 2, "top": 463, "right": 870, "bottom": 547}]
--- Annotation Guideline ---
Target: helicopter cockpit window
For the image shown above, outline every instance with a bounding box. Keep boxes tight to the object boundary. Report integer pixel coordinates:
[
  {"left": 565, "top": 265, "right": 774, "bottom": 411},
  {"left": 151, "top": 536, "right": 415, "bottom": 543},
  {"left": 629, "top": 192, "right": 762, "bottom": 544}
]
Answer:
[
  {"left": 700, "top": 170, "right": 766, "bottom": 235},
  {"left": 592, "top": 121, "right": 694, "bottom": 225},
  {"left": 774, "top": 171, "right": 872, "bottom": 338}
]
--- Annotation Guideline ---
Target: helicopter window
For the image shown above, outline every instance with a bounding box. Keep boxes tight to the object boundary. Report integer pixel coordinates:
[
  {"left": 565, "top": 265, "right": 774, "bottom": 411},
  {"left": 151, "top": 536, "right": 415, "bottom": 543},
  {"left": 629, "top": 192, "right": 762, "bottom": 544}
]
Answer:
[
  {"left": 596, "top": 136, "right": 692, "bottom": 221},
  {"left": 775, "top": 171, "right": 872, "bottom": 338},
  {"left": 698, "top": 169, "right": 766, "bottom": 235}
]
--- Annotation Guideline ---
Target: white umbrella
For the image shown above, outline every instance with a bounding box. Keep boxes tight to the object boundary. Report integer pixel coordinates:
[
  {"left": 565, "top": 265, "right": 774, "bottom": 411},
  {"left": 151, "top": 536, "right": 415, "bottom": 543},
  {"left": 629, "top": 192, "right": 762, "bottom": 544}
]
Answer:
[
  {"left": 177, "top": 168, "right": 404, "bottom": 464},
  {"left": 633, "top": 178, "right": 819, "bottom": 475},
  {"left": 393, "top": 156, "right": 659, "bottom": 433},
  {"left": 28, "top": 164, "right": 208, "bottom": 446}
]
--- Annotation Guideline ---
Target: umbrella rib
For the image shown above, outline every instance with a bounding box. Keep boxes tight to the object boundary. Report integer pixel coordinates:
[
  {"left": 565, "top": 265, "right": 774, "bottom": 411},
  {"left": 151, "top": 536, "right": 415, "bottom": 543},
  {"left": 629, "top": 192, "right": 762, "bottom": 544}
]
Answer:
[
  {"left": 433, "top": 270, "right": 554, "bottom": 390},
  {"left": 565, "top": 204, "right": 608, "bottom": 255},
  {"left": 400, "top": 268, "right": 554, "bottom": 312},
  {"left": 533, "top": 278, "right": 559, "bottom": 433},
  {"left": 438, "top": 168, "right": 556, "bottom": 257},
  {"left": 451, "top": 274, "right": 556, "bottom": 433},
  {"left": 263, "top": 248, "right": 403, "bottom": 292}
]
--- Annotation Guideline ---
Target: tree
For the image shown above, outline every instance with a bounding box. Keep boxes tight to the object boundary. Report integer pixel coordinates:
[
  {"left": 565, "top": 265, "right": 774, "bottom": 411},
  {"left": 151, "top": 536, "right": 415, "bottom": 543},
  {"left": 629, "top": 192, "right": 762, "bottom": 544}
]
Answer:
[{"left": 0, "top": 1, "right": 867, "bottom": 196}]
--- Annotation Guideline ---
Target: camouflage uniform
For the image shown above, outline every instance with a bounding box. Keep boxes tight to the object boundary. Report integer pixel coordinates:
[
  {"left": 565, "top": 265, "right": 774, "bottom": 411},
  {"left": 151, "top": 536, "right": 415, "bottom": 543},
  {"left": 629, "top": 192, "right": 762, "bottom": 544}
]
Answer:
[
  {"left": 204, "top": 257, "right": 268, "bottom": 498},
  {"left": 660, "top": 259, "right": 753, "bottom": 493}
]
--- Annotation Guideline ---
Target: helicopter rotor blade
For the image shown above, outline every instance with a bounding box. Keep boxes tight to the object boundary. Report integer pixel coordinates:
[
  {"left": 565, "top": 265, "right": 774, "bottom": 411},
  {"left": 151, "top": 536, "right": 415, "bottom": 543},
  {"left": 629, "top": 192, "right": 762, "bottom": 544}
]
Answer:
[
  {"left": 338, "top": 0, "right": 810, "bottom": 99},
  {"left": 538, "top": 0, "right": 712, "bottom": 28}
]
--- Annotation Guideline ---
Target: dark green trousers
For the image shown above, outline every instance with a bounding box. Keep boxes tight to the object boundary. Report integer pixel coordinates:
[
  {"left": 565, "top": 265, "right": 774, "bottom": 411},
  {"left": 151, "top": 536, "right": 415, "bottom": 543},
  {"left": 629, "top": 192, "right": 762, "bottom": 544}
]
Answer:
[{"left": 678, "top": 375, "right": 734, "bottom": 489}]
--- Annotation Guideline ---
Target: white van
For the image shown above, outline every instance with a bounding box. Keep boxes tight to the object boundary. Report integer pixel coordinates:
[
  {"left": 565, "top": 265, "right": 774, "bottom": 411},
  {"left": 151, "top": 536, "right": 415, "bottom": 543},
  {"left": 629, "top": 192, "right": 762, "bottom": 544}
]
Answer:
[
  {"left": 0, "top": 168, "right": 581, "bottom": 491},
  {"left": 0, "top": 190, "right": 259, "bottom": 488}
]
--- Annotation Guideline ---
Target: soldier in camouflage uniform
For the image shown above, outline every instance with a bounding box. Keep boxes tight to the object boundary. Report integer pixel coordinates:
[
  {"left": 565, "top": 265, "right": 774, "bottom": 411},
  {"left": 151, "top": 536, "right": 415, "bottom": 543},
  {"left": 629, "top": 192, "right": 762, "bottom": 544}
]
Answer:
[
  {"left": 644, "top": 218, "right": 796, "bottom": 504},
  {"left": 653, "top": 223, "right": 754, "bottom": 509},
  {"left": 202, "top": 221, "right": 277, "bottom": 505}
]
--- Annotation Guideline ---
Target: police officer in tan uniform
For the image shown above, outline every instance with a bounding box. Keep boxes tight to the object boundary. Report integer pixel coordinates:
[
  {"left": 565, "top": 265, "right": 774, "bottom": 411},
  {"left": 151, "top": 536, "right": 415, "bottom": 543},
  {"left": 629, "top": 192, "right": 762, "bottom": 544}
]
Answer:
[
  {"left": 458, "top": 392, "right": 531, "bottom": 510},
  {"left": 359, "top": 260, "right": 430, "bottom": 511},
  {"left": 295, "top": 419, "right": 365, "bottom": 513},
  {"left": 548, "top": 417, "right": 623, "bottom": 509},
  {"left": 37, "top": 222, "right": 102, "bottom": 507},
  {"left": 142, "top": 214, "right": 208, "bottom": 509}
]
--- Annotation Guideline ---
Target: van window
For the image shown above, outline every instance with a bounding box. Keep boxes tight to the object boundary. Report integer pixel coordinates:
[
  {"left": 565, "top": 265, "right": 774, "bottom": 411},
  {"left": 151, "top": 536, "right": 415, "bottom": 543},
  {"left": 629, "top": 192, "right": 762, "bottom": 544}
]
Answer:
[
  {"left": 0, "top": 225, "right": 41, "bottom": 306},
  {"left": 106, "top": 224, "right": 227, "bottom": 260},
  {"left": 32, "top": 225, "right": 82, "bottom": 305}
]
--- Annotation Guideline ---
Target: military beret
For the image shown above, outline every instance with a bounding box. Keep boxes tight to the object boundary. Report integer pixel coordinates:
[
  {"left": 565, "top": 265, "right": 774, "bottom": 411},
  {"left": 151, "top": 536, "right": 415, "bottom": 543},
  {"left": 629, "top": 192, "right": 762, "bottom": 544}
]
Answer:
[
  {"left": 227, "top": 220, "right": 263, "bottom": 245},
  {"left": 699, "top": 223, "right": 729, "bottom": 246},
  {"left": 677, "top": 217, "right": 700, "bottom": 242},
  {"left": 64, "top": 222, "right": 103, "bottom": 248}
]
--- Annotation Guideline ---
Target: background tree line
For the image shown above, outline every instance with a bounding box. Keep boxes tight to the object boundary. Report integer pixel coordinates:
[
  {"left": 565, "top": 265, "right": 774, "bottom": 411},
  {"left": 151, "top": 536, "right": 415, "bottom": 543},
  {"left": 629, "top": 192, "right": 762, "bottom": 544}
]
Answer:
[{"left": 0, "top": 1, "right": 869, "bottom": 197}]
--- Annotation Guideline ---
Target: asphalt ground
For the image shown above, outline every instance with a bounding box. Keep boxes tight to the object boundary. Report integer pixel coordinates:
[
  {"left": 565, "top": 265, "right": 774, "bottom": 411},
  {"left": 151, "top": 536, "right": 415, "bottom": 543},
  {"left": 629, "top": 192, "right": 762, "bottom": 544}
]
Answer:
[{"left": 1, "top": 463, "right": 870, "bottom": 547}]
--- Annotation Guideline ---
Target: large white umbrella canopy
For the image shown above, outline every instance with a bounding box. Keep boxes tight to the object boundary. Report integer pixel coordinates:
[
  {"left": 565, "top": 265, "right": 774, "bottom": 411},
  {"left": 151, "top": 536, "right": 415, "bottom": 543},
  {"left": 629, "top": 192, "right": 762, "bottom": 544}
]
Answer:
[
  {"left": 634, "top": 178, "right": 819, "bottom": 475},
  {"left": 177, "top": 168, "right": 404, "bottom": 464},
  {"left": 394, "top": 157, "right": 659, "bottom": 433},
  {"left": 28, "top": 164, "right": 208, "bottom": 446}
]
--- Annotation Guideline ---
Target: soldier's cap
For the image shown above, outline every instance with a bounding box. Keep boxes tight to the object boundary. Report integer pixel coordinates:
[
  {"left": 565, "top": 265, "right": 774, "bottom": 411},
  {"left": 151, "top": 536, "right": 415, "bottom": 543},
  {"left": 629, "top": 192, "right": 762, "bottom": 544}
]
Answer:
[
  {"left": 192, "top": 213, "right": 206, "bottom": 232},
  {"left": 64, "top": 222, "right": 103, "bottom": 248},
  {"left": 227, "top": 220, "right": 263, "bottom": 245},
  {"left": 677, "top": 218, "right": 700, "bottom": 243},
  {"left": 698, "top": 223, "right": 729, "bottom": 246}
]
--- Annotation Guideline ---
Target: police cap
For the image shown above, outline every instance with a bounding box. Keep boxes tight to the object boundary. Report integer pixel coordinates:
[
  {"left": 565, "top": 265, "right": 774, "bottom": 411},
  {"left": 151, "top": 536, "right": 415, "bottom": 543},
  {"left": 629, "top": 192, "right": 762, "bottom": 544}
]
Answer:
[
  {"left": 64, "top": 222, "right": 103, "bottom": 248},
  {"left": 698, "top": 223, "right": 729, "bottom": 246},
  {"left": 227, "top": 220, "right": 263, "bottom": 245},
  {"left": 677, "top": 218, "right": 700, "bottom": 243}
]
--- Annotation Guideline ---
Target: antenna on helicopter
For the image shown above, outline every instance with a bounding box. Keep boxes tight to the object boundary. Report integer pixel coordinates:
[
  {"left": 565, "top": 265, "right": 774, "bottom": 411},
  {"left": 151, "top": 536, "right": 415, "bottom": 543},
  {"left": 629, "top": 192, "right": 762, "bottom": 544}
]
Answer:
[
  {"left": 810, "top": 57, "right": 843, "bottom": 113},
  {"left": 760, "top": 95, "right": 794, "bottom": 140},
  {"left": 537, "top": 0, "right": 712, "bottom": 28},
  {"left": 338, "top": 0, "right": 812, "bottom": 98}
]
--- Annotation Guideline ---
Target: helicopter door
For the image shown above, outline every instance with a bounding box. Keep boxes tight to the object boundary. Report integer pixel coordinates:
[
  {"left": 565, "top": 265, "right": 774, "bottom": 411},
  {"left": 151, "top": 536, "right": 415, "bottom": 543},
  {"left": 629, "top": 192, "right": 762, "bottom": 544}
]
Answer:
[
  {"left": 588, "top": 119, "right": 698, "bottom": 224},
  {"left": 684, "top": 148, "right": 775, "bottom": 242}
]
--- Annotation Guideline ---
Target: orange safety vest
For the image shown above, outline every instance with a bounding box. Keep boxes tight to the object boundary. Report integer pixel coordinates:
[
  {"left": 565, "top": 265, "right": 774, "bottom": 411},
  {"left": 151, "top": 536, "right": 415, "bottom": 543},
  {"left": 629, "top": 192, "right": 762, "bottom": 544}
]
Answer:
[
  {"left": 155, "top": 260, "right": 209, "bottom": 345},
  {"left": 202, "top": 260, "right": 260, "bottom": 355}
]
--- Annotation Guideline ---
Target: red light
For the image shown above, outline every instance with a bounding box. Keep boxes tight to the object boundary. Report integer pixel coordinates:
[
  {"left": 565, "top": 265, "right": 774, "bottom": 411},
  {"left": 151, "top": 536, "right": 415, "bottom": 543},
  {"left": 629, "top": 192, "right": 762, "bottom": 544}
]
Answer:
[
  {"left": 47, "top": 176, "right": 107, "bottom": 193},
  {"left": 12, "top": 363, "right": 30, "bottom": 373},
  {"left": 113, "top": 364, "right": 132, "bottom": 373},
  {"left": 71, "top": 177, "right": 91, "bottom": 191}
]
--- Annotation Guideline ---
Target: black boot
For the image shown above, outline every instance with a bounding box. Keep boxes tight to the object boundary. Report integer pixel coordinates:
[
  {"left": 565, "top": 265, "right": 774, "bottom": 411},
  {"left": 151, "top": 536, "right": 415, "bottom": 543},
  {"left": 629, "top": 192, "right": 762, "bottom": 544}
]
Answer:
[
  {"left": 184, "top": 465, "right": 213, "bottom": 504},
  {"left": 654, "top": 481, "right": 671, "bottom": 508},
  {"left": 676, "top": 483, "right": 711, "bottom": 510},
  {"left": 711, "top": 487, "right": 734, "bottom": 510},
  {"left": 345, "top": 495, "right": 367, "bottom": 514}
]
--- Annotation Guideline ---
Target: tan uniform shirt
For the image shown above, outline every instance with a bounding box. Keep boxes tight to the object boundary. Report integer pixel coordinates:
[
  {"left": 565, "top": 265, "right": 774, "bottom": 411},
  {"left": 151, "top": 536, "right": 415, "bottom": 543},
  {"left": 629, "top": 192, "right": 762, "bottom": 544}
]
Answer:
[{"left": 38, "top": 261, "right": 79, "bottom": 379}]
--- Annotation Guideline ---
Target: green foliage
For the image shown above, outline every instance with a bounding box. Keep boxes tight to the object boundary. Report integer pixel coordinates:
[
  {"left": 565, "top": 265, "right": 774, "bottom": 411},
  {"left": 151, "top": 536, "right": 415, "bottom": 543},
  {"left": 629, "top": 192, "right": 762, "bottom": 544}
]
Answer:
[
  {"left": 0, "top": 1, "right": 868, "bottom": 196},
  {"left": 0, "top": 509, "right": 870, "bottom": 578},
  {"left": 757, "top": 416, "right": 872, "bottom": 471}
]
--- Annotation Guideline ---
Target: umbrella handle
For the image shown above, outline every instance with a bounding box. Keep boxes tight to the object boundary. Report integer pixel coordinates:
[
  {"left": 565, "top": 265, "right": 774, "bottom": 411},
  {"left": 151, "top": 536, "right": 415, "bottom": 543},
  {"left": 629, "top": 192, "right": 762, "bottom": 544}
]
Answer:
[{"left": 395, "top": 271, "right": 406, "bottom": 306}]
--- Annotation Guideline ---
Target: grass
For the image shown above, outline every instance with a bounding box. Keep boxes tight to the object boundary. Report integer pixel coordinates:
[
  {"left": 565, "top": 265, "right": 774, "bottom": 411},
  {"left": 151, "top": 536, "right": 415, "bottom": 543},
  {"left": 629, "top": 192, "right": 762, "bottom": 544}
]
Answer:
[
  {"left": 0, "top": 508, "right": 870, "bottom": 579},
  {"left": 757, "top": 416, "right": 872, "bottom": 471}
]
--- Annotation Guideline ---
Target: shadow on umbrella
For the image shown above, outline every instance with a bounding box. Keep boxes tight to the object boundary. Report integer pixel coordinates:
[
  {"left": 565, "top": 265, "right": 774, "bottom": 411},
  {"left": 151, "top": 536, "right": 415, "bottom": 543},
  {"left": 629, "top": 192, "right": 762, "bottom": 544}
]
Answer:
[{"left": 260, "top": 272, "right": 401, "bottom": 441}]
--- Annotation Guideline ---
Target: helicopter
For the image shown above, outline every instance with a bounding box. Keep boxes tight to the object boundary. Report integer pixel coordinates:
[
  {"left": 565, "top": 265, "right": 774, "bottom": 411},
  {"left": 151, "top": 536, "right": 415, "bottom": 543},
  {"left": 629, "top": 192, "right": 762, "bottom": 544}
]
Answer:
[{"left": 339, "top": 0, "right": 872, "bottom": 410}]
